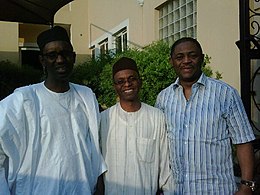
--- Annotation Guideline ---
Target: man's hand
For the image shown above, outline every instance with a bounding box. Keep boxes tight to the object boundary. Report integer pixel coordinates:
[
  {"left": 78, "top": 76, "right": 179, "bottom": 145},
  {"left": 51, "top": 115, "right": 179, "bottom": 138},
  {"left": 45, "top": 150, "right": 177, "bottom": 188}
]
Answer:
[{"left": 235, "top": 184, "right": 253, "bottom": 195}]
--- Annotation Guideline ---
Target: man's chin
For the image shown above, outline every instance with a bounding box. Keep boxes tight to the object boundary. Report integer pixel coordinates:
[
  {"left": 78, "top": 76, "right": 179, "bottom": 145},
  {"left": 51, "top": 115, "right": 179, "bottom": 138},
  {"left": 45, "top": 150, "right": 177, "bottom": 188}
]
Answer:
[
  {"left": 57, "top": 72, "right": 72, "bottom": 79},
  {"left": 181, "top": 73, "right": 201, "bottom": 83},
  {"left": 121, "top": 96, "right": 139, "bottom": 102}
]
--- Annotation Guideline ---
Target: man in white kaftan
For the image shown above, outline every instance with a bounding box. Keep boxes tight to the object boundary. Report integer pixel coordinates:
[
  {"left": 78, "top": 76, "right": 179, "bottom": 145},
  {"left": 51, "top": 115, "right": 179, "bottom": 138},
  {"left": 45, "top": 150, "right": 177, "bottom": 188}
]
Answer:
[
  {"left": 0, "top": 26, "right": 106, "bottom": 195},
  {"left": 99, "top": 57, "right": 172, "bottom": 195},
  {"left": 100, "top": 102, "right": 171, "bottom": 194},
  {"left": 0, "top": 83, "right": 106, "bottom": 194}
]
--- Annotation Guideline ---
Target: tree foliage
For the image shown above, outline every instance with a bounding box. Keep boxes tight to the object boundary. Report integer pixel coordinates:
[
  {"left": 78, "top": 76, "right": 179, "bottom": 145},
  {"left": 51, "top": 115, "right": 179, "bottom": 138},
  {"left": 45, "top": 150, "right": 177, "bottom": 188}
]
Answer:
[
  {"left": 97, "top": 41, "right": 220, "bottom": 108},
  {"left": 1, "top": 41, "right": 221, "bottom": 107},
  {"left": 71, "top": 54, "right": 113, "bottom": 97},
  {"left": 0, "top": 60, "right": 43, "bottom": 100}
]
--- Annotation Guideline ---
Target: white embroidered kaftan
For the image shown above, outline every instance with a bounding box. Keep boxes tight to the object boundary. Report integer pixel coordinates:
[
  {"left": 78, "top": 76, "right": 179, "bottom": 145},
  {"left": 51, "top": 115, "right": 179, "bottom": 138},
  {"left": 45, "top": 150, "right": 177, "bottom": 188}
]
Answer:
[
  {"left": 100, "top": 102, "right": 171, "bottom": 195},
  {"left": 0, "top": 82, "right": 106, "bottom": 195}
]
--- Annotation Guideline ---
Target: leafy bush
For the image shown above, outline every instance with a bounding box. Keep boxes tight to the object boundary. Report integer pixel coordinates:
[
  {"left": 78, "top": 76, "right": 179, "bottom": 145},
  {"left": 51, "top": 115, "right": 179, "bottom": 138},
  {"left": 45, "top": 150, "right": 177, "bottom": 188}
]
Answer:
[
  {"left": 97, "top": 41, "right": 220, "bottom": 108},
  {"left": 0, "top": 60, "right": 43, "bottom": 100},
  {"left": 71, "top": 53, "right": 113, "bottom": 97},
  {"left": 1, "top": 42, "right": 220, "bottom": 107}
]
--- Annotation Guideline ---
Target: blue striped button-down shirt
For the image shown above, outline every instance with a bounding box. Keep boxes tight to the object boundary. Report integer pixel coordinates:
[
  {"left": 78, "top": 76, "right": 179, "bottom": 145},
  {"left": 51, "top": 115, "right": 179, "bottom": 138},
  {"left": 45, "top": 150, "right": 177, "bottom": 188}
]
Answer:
[{"left": 155, "top": 73, "right": 255, "bottom": 194}]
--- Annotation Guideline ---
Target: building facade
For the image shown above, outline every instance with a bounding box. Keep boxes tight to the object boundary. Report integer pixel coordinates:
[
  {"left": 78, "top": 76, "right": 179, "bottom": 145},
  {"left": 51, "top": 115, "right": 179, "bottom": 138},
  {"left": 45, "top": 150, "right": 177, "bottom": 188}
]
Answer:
[
  {"left": 0, "top": 0, "right": 241, "bottom": 89},
  {"left": 0, "top": 0, "right": 259, "bottom": 184}
]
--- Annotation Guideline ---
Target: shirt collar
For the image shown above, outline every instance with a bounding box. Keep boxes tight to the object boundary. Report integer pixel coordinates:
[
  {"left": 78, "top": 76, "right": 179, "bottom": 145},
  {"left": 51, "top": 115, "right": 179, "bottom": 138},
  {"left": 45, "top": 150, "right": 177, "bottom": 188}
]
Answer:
[{"left": 172, "top": 73, "right": 206, "bottom": 89}]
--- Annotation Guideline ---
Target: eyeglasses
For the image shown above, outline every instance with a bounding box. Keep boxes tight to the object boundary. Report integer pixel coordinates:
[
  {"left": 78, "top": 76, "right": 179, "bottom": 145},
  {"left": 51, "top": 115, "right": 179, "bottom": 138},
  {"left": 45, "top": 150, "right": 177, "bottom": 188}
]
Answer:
[
  {"left": 42, "top": 51, "right": 75, "bottom": 61},
  {"left": 114, "top": 76, "right": 139, "bottom": 85}
]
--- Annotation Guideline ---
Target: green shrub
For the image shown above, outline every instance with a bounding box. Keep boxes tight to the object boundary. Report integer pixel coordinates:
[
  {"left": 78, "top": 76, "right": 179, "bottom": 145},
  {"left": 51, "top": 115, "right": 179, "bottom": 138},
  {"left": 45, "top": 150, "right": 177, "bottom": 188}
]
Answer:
[
  {"left": 71, "top": 53, "right": 113, "bottom": 97},
  {"left": 0, "top": 60, "right": 43, "bottom": 100},
  {"left": 70, "top": 40, "right": 221, "bottom": 108},
  {"left": 1, "top": 44, "right": 220, "bottom": 108},
  {"left": 97, "top": 41, "right": 220, "bottom": 108}
]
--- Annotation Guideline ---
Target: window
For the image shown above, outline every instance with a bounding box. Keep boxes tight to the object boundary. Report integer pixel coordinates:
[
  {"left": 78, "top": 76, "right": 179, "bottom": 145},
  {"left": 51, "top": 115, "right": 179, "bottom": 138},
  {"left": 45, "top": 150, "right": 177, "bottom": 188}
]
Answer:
[
  {"left": 90, "top": 19, "right": 129, "bottom": 58},
  {"left": 99, "top": 38, "right": 108, "bottom": 55},
  {"left": 90, "top": 46, "right": 95, "bottom": 59},
  {"left": 158, "top": 0, "right": 197, "bottom": 44},
  {"left": 114, "top": 27, "right": 127, "bottom": 53}
]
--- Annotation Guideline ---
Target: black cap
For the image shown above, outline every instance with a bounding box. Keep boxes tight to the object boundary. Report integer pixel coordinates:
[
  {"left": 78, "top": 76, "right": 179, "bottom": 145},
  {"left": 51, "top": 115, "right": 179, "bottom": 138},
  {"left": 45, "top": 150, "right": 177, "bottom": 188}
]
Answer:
[
  {"left": 113, "top": 57, "right": 139, "bottom": 77},
  {"left": 37, "top": 26, "right": 72, "bottom": 51}
]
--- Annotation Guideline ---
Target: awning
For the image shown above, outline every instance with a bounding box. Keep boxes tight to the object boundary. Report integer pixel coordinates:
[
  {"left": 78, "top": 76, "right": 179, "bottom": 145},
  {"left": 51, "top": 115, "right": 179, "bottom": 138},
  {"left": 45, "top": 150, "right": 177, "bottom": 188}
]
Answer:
[{"left": 0, "top": 0, "right": 74, "bottom": 25}]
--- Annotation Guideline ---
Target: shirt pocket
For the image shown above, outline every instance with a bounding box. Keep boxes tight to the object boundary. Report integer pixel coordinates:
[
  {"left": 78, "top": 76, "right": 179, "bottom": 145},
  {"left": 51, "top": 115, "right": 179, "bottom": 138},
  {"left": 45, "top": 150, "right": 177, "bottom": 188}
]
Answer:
[{"left": 136, "top": 137, "right": 155, "bottom": 163}]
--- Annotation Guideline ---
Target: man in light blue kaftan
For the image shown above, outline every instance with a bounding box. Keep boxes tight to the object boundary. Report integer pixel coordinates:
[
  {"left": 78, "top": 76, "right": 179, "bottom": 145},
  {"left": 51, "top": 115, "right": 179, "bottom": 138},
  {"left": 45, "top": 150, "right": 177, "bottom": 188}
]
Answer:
[
  {"left": 0, "top": 26, "right": 106, "bottom": 195},
  {"left": 155, "top": 37, "right": 256, "bottom": 194}
]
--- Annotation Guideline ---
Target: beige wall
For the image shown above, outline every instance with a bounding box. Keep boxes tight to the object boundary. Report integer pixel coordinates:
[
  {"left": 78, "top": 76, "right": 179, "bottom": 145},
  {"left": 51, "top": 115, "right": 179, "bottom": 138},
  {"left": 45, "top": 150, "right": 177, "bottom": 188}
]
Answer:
[
  {"left": 0, "top": 22, "right": 18, "bottom": 51},
  {"left": 0, "top": 0, "right": 242, "bottom": 91},
  {"left": 0, "top": 22, "right": 19, "bottom": 63},
  {"left": 55, "top": 0, "right": 90, "bottom": 63},
  {"left": 88, "top": 0, "right": 169, "bottom": 49},
  {"left": 88, "top": 0, "right": 144, "bottom": 48},
  {"left": 197, "top": 0, "right": 240, "bottom": 91},
  {"left": 87, "top": 0, "right": 241, "bottom": 91},
  {"left": 19, "top": 24, "right": 50, "bottom": 45}
]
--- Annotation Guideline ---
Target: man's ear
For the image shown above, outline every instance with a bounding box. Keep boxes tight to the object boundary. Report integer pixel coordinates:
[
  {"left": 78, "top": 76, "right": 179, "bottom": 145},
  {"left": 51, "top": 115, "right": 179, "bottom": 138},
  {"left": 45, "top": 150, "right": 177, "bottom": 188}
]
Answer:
[
  {"left": 169, "top": 56, "right": 174, "bottom": 66},
  {"left": 113, "top": 82, "right": 116, "bottom": 91},
  {"left": 201, "top": 53, "right": 205, "bottom": 66},
  {"left": 39, "top": 55, "right": 44, "bottom": 64},
  {"left": 72, "top": 52, "right": 76, "bottom": 64},
  {"left": 138, "top": 77, "right": 143, "bottom": 87},
  {"left": 39, "top": 55, "right": 46, "bottom": 74}
]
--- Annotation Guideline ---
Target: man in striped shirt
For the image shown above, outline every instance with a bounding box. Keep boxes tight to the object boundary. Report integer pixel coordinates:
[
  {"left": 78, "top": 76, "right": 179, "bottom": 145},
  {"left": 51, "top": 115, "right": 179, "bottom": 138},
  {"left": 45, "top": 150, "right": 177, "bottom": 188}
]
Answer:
[
  {"left": 155, "top": 37, "right": 256, "bottom": 194},
  {"left": 100, "top": 57, "right": 173, "bottom": 194}
]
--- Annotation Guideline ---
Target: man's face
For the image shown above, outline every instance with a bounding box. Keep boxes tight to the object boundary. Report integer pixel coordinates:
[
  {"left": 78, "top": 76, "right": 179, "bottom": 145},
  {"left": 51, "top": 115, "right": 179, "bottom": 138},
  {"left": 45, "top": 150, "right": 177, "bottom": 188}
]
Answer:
[
  {"left": 40, "top": 41, "right": 75, "bottom": 83},
  {"left": 113, "top": 69, "right": 141, "bottom": 103},
  {"left": 170, "top": 41, "right": 204, "bottom": 83}
]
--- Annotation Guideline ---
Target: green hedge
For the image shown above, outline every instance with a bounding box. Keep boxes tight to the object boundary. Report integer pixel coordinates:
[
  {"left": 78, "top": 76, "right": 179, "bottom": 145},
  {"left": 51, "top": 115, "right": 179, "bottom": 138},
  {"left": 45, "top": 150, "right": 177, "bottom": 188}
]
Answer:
[
  {"left": 1, "top": 41, "right": 221, "bottom": 106},
  {"left": 0, "top": 60, "right": 43, "bottom": 100},
  {"left": 96, "top": 41, "right": 220, "bottom": 108}
]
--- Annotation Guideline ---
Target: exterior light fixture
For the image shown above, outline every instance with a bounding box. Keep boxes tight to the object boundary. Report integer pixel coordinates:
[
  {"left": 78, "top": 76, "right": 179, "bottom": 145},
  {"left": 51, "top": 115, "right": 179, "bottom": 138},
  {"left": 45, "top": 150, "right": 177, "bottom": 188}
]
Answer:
[{"left": 137, "top": 0, "right": 144, "bottom": 6}]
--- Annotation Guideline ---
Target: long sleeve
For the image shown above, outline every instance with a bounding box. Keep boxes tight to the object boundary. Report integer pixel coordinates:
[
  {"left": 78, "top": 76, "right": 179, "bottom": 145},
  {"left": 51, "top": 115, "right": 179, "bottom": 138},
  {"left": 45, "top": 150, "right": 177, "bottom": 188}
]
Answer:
[
  {"left": 0, "top": 91, "right": 27, "bottom": 195},
  {"left": 159, "top": 114, "right": 176, "bottom": 194},
  {"left": 0, "top": 144, "right": 10, "bottom": 195},
  {"left": 72, "top": 84, "right": 107, "bottom": 179},
  {"left": 159, "top": 115, "right": 170, "bottom": 187}
]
